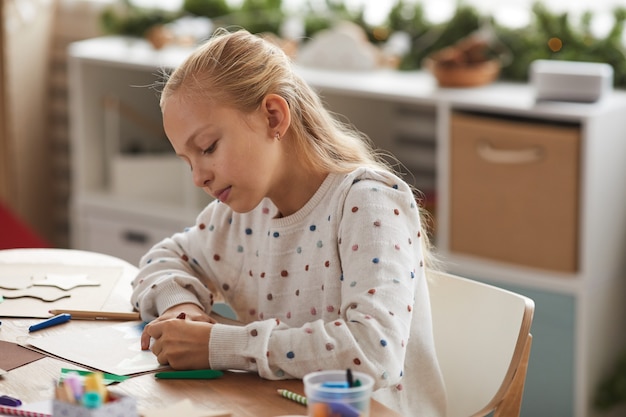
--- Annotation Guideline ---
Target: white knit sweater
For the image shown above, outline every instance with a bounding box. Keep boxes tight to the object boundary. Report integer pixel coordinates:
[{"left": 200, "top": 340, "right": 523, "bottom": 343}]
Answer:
[{"left": 131, "top": 167, "right": 446, "bottom": 416}]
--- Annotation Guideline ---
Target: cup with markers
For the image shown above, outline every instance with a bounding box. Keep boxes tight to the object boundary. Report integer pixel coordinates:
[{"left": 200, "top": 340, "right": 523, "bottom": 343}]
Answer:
[
  {"left": 53, "top": 371, "right": 136, "bottom": 417},
  {"left": 303, "top": 369, "right": 374, "bottom": 417}
]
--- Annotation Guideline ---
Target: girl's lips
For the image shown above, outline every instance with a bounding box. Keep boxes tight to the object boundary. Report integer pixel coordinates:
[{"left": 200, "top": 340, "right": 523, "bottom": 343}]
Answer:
[{"left": 216, "top": 186, "right": 231, "bottom": 202}]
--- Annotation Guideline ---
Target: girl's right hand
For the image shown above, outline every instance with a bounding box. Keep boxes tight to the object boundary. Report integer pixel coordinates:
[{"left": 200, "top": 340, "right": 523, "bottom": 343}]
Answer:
[{"left": 140, "top": 303, "right": 215, "bottom": 350}]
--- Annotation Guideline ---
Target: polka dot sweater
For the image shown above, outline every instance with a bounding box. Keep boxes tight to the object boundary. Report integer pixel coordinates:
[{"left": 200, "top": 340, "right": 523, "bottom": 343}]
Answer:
[{"left": 131, "top": 167, "right": 446, "bottom": 417}]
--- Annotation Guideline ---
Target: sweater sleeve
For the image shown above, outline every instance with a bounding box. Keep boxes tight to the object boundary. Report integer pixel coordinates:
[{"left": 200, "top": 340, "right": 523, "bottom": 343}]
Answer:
[
  {"left": 130, "top": 202, "right": 225, "bottom": 321},
  {"left": 208, "top": 174, "right": 426, "bottom": 390}
]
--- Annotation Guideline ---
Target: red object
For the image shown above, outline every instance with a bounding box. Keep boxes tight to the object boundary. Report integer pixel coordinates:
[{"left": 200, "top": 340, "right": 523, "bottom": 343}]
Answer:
[{"left": 0, "top": 203, "right": 50, "bottom": 249}]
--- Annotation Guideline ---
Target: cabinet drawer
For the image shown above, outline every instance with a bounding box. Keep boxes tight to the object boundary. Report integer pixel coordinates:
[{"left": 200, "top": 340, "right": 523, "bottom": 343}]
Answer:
[
  {"left": 80, "top": 212, "right": 186, "bottom": 266},
  {"left": 449, "top": 112, "right": 580, "bottom": 272}
]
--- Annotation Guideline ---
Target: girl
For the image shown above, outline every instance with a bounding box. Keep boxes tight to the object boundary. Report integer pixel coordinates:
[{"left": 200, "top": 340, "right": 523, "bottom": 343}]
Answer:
[{"left": 132, "top": 28, "right": 446, "bottom": 416}]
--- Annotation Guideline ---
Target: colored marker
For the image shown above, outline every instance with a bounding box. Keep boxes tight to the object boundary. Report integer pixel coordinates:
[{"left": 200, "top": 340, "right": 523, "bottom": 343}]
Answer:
[
  {"left": 0, "top": 395, "right": 22, "bottom": 407},
  {"left": 154, "top": 369, "right": 223, "bottom": 380},
  {"left": 28, "top": 313, "right": 71, "bottom": 332}
]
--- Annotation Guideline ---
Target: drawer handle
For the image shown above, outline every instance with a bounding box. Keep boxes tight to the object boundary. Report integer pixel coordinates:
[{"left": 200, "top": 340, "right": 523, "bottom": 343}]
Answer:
[
  {"left": 477, "top": 140, "right": 544, "bottom": 164},
  {"left": 122, "top": 230, "right": 149, "bottom": 244}
]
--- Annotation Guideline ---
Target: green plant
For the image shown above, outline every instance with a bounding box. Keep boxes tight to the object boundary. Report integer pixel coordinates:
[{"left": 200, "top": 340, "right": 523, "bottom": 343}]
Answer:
[
  {"left": 182, "top": 0, "right": 231, "bottom": 18},
  {"left": 495, "top": 2, "right": 626, "bottom": 85},
  {"left": 99, "top": 0, "right": 626, "bottom": 88},
  {"left": 100, "top": 0, "right": 182, "bottom": 37}
]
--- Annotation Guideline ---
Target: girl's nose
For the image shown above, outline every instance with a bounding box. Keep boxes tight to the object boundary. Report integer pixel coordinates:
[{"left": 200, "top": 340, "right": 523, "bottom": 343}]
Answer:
[{"left": 192, "top": 164, "right": 212, "bottom": 188}]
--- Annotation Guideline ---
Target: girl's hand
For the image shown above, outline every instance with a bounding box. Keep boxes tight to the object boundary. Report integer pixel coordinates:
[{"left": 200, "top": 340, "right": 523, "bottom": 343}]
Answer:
[{"left": 140, "top": 303, "right": 216, "bottom": 369}]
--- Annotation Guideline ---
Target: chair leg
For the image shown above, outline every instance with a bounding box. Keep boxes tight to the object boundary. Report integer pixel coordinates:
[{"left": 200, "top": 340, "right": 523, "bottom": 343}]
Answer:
[{"left": 494, "top": 334, "right": 533, "bottom": 417}]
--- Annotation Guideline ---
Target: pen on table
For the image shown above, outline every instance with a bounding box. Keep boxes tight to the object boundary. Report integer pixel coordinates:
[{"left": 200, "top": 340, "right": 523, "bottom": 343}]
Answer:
[
  {"left": 154, "top": 369, "right": 223, "bottom": 380},
  {"left": 29, "top": 313, "right": 72, "bottom": 333},
  {"left": 277, "top": 389, "right": 307, "bottom": 406},
  {"left": 48, "top": 309, "right": 141, "bottom": 321}
]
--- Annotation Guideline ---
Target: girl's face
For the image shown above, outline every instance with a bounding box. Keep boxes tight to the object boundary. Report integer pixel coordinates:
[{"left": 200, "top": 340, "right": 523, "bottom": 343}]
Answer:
[{"left": 162, "top": 93, "right": 283, "bottom": 214}]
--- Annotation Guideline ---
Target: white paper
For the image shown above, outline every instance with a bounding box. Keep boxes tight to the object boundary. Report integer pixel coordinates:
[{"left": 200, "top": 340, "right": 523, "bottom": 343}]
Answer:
[{"left": 25, "top": 321, "right": 165, "bottom": 376}]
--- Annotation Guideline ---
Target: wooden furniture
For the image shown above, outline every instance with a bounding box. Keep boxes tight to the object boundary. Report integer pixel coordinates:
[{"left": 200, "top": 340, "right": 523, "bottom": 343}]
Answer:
[
  {"left": 0, "top": 248, "right": 401, "bottom": 417},
  {"left": 428, "top": 269, "right": 534, "bottom": 417},
  {"left": 67, "top": 36, "right": 626, "bottom": 417}
]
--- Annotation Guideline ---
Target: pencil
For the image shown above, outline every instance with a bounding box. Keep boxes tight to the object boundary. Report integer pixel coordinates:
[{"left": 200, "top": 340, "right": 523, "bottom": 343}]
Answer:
[
  {"left": 277, "top": 389, "right": 307, "bottom": 406},
  {"left": 48, "top": 309, "right": 141, "bottom": 321}
]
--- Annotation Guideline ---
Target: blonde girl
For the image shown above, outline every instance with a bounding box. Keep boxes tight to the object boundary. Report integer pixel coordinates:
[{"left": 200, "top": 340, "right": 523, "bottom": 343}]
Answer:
[{"left": 132, "top": 28, "right": 446, "bottom": 416}]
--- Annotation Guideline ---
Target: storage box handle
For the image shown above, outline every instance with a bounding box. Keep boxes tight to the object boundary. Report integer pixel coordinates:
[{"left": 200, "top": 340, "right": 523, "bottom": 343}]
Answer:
[
  {"left": 122, "top": 230, "right": 149, "bottom": 245},
  {"left": 477, "top": 140, "right": 544, "bottom": 164}
]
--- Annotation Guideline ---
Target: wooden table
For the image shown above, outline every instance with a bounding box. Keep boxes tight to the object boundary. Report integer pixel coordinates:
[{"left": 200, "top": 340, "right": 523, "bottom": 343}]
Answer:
[{"left": 0, "top": 249, "right": 402, "bottom": 417}]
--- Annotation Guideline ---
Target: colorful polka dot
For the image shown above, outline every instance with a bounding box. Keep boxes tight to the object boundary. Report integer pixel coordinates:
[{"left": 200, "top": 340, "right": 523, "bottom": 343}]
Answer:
[
  {"left": 213, "top": 254, "right": 221, "bottom": 261},
  {"left": 372, "top": 258, "right": 380, "bottom": 264},
  {"left": 245, "top": 228, "right": 252, "bottom": 235},
  {"left": 351, "top": 206, "right": 359, "bottom": 213},
  {"left": 286, "top": 351, "right": 295, "bottom": 359},
  {"left": 310, "top": 225, "right": 316, "bottom": 231},
  {"left": 380, "top": 339, "right": 388, "bottom": 347},
  {"left": 273, "top": 232, "right": 280, "bottom": 238}
]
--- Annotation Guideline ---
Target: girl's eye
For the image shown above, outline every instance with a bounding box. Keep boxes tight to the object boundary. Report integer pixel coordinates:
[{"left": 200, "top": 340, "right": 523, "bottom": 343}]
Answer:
[{"left": 202, "top": 141, "right": 217, "bottom": 155}]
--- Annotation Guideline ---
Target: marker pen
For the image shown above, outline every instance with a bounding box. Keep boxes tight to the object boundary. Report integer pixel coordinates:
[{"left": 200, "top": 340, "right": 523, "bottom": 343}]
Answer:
[{"left": 28, "top": 313, "right": 72, "bottom": 333}]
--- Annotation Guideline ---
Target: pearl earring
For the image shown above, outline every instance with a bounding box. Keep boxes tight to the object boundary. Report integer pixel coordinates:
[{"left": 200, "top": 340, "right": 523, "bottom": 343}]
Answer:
[{"left": 275, "top": 132, "right": 281, "bottom": 141}]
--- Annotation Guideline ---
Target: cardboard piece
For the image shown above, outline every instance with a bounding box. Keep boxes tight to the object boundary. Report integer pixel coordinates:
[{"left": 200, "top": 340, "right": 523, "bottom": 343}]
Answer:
[
  {"left": 0, "top": 340, "right": 45, "bottom": 371},
  {"left": 0, "top": 265, "right": 122, "bottom": 318}
]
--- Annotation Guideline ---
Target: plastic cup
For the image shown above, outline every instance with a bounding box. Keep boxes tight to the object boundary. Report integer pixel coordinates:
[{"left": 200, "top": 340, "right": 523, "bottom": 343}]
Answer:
[{"left": 303, "top": 370, "right": 374, "bottom": 417}]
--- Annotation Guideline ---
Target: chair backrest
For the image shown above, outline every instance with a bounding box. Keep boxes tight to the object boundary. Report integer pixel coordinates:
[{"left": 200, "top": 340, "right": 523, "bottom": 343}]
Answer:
[{"left": 427, "top": 270, "right": 534, "bottom": 417}]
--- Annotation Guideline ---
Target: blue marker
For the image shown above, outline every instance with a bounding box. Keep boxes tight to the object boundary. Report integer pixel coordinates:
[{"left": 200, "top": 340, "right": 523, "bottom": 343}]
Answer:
[{"left": 28, "top": 313, "right": 71, "bottom": 333}]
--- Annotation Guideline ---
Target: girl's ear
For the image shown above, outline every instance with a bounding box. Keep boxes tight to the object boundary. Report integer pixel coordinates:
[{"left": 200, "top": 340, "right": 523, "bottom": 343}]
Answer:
[{"left": 262, "top": 94, "right": 290, "bottom": 138}]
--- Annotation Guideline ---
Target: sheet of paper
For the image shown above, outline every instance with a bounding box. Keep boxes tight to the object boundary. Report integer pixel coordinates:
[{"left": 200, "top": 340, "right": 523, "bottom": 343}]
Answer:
[
  {"left": 24, "top": 321, "right": 165, "bottom": 376},
  {"left": 0, "top": 264, "right": 122, "bottom": 318},
  {"left": 0, "top": 340, "right": 45, "bottom": 371}
]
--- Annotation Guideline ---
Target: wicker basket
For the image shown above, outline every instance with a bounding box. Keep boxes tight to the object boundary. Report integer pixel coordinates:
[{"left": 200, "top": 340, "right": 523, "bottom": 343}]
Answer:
[{"left": 424, "top": 57, "right": 501, "bottom": 88}]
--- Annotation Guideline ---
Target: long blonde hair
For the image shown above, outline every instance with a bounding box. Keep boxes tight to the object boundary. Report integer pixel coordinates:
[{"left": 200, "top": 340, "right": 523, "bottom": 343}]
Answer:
[{"left": 160, "top": 28, "right": 438, "bottom": 269}]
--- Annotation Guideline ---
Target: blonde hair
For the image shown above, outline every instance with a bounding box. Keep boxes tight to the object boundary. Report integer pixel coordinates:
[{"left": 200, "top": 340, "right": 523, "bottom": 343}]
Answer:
[{"left": 160, "top": 28, "right": 438, "bottom": 269}]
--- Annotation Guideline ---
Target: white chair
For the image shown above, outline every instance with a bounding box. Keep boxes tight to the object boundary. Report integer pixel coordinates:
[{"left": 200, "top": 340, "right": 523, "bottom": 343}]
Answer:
[{"left": 427, "top": 270, "right": 535, "bottom": 417}]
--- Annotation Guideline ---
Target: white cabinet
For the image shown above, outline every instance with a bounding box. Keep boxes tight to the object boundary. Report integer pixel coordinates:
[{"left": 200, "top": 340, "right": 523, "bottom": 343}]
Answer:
[
  {"left": 68, "top": 37, "right": 212, "bottom": 266},
  {"left": 68, "top": 36, "right": 626, "bottom": 417}
]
